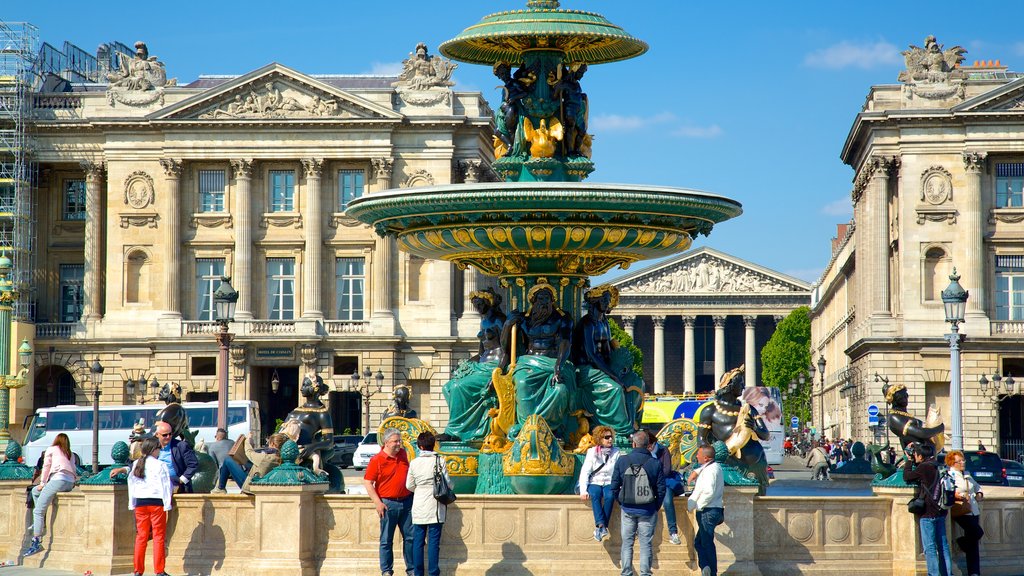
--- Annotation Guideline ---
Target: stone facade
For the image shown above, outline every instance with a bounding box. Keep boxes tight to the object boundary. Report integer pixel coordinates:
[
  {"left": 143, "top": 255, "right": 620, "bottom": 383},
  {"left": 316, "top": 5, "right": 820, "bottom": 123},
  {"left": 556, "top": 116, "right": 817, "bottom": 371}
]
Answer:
[
  {"left": 811, "top": 46, "right": 1024, "bottom": 454},
  {"left": 20, "top": 48, "right": 496, "bottom": 439}
]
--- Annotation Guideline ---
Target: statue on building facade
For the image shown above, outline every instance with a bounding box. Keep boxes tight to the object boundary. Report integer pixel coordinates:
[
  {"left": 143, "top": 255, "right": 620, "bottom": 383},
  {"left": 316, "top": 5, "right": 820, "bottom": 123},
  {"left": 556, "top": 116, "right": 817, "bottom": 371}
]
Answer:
[
  {"left": 697, "top": 365, "right": 770, "bottom": 489},
  {"left": 571, "top": 284, "right": 642, "bottom": 436},
  {"left": 106, "top": 41, "right": 174, "bottom": 106},
  {"left": 898, "top": 35, "right": 967, "bottom": 83},
  {"left": 500, "top": 283, "right": 577, "bottom": 440},
  {"left": 394, "top": 42, "right": 457, "bottom": 90},
  {"left": 382, "top": 386, "right": 418, "bottom": 420},
  {"left": 442, "top": 288, "right": 507, "bottom": 442}
]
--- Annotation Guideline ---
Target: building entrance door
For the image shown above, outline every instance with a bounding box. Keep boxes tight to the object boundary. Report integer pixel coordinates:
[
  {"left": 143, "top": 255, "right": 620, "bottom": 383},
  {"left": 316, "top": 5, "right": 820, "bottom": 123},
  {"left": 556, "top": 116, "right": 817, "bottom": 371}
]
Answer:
[{"left": 258, "top": 367, "right": 299, "bottom": 435}]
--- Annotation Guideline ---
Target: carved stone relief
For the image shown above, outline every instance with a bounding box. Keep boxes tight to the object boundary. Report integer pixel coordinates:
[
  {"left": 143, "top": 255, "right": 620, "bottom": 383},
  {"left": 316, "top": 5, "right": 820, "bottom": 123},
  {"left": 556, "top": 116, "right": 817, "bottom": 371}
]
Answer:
[
  {"left": 392, "top": 42, "right": 457, "bottom": 107},
  {"left": 624, "top": 255, "right": 797, "bottom": 294},
  {"left": 199, "top": 81, "right": 343, "bottom": 119},
  {"left": 230, "top": 345, "right": 248, "bottom": 382},
  {"left": 402, "top": 169, "right": 435, "bottom": 188},
  {"left": 123, "top": 171, "right": 155, "bottom": 209},
  {"left": 372, "top": 158, "right": 394, "bottom": 184},
  {"left": 920, "top": 166, "right": 952, "bottom": 205}
]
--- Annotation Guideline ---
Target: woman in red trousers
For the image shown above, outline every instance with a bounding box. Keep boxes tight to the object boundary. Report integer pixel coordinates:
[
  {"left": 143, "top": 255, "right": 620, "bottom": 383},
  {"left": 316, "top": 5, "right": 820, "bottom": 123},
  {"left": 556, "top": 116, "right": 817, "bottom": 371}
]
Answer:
[{"left": 127, "top": 436, "right": 173, "bottom": 576}]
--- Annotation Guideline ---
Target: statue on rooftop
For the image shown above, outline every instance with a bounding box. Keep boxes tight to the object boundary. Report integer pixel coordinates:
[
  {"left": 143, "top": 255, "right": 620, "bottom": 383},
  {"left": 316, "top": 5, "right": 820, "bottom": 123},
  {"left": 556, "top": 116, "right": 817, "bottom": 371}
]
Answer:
[
  {"left": 106, "top": 41, "right": 175, "bottom": 107},
  {"left": 394, "top": 42, "right": 457, "bottom": 91},
  {"left": 899, "top": 35, "right": 967, "bottom": 83}
]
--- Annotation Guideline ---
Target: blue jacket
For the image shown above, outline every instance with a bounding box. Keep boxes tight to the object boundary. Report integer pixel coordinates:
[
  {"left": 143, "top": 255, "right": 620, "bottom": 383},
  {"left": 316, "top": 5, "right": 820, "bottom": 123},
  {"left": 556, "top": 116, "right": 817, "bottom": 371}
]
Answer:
[
  {"left": 610, "top": 447, "right": 666, "bottom": 516},
  {"left": 169, "top": 438, "right": 199, "bottom": 493}
]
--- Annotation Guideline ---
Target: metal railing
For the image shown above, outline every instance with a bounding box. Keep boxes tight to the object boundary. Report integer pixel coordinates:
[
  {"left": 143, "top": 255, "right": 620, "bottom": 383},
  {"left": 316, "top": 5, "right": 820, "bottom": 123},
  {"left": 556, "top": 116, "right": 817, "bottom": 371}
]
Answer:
[
  {"left": 1000, "top": 438, "right": 1024, "bottom": 462},
  {"left": 325, "top": 320, "right": 368, "bottom": 334}
]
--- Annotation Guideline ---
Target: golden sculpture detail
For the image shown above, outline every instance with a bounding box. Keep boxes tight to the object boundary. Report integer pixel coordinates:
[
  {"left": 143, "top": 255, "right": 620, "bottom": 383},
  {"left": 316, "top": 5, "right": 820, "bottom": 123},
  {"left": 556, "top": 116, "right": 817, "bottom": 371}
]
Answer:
[
  {"left": 481, "top": 325, "right": 518, "bottom": 454},
  {"left": 503, "top": 414, "right": 575, "bottom": 476},
  {"left": 378, "top": 416, "right": 436, "bottom": 460},
  {"left": 523, "top": 117, "right": 563, "bottom": 158}
]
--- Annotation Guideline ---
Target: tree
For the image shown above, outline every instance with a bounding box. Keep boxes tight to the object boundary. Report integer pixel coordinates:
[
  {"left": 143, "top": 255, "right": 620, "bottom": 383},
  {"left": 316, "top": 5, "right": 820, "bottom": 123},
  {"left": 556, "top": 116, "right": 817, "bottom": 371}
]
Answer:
[
  {"left": 760, "top": 306, "right": 813, "bottom": 426},
  {"left": 609, "top": 318, "right": 643, "bottom": 378}
]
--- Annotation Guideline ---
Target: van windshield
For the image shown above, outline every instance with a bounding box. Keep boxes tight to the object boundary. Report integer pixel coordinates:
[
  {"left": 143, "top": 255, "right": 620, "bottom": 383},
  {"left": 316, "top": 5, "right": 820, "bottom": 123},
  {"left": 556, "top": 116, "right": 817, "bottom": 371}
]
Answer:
[{"left": 26, "top": 415, "right": 46, "bottom": 443}]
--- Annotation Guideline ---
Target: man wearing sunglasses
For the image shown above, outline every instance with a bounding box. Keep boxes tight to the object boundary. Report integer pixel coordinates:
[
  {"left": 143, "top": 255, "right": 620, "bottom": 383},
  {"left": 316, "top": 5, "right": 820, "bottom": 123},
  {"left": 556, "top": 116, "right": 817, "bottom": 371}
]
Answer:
[{"left": 155, "top": 421, "right": 198, "bottom": 493}]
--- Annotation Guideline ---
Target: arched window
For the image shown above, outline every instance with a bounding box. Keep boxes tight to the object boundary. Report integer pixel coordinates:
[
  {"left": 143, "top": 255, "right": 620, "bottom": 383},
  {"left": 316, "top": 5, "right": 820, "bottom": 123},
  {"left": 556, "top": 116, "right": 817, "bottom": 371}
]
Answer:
[
  {"left": 125, "top": 249, "right": 151, "bottom": 304},
  {"left": 923, "top": 247, "right": 949, "bottom": 302}
]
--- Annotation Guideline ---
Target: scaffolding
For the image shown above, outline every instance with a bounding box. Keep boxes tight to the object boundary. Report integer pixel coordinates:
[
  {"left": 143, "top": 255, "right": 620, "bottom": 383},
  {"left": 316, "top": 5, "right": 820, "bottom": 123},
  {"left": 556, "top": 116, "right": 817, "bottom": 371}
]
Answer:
[{"left": 0, "top": 21, "right": 38, "bottom": 320}]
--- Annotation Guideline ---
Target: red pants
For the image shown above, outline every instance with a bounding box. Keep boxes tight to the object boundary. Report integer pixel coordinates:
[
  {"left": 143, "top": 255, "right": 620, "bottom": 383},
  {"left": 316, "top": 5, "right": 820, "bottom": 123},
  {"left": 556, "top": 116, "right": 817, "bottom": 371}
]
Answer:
[{"left": 133, "top": 505, "right": 167, "bottom": 574}]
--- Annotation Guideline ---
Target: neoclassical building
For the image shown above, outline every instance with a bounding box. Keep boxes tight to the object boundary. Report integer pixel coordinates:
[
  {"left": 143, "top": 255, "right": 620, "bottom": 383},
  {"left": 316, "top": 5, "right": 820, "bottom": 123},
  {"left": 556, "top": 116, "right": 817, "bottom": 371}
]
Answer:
[
  {"left": 611, "top": 247, "right": 811, "bottom": 394},
  {"left": 18, "top": 40, "right": 496, "bottom": 436},
  {"left": 812, "top": 39, "right": 1024, "bottom": 455}
]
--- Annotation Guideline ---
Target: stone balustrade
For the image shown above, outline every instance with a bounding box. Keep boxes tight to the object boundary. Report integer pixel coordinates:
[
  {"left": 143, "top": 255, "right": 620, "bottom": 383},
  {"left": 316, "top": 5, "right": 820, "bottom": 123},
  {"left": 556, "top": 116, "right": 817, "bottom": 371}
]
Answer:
[{"left": 1, "top": 480, "right": 1021, "bottom": 575}]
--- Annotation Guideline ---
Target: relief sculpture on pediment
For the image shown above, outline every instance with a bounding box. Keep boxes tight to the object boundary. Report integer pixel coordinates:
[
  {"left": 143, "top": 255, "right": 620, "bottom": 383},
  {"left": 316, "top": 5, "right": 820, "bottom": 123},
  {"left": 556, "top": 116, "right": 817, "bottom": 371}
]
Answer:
[
  {"left": 198, "top": 81, "right": 340, "bottom": 119},
  {"left": 627, "top": 256, "right": 791, "bottom": 294}
]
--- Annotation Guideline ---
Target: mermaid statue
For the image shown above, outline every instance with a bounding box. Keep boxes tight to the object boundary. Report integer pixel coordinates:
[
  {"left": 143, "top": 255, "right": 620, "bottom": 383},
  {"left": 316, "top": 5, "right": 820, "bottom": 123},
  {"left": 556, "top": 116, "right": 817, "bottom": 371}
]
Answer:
[
  {"left": 697, "top": 365, "right": 770, "bottom": 490},
  {"left": 441, "top": 288, "right": 506, "bottom": 442}
]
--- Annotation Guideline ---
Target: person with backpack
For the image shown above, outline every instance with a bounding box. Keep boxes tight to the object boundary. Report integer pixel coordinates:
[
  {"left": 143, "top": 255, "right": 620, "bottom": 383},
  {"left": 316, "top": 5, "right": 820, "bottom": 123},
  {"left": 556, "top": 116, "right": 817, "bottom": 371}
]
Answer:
[
  {"left": 609, "top": 430, "right": 665, "bottom": 576},
  {"left": 945, "top": 450, "right": 984, "bottom": 576},
  {"left": 579, "top": 425, "right": 621, "bottom": 542},
  {"left": 687, "top": 444, "right": 725, "bottom": 576},
  {"left": 903, "top": 442, "right": 952, "bottom": 576},
  {"left": 645, "top": 430, "right": 682, "bottom": 546}
]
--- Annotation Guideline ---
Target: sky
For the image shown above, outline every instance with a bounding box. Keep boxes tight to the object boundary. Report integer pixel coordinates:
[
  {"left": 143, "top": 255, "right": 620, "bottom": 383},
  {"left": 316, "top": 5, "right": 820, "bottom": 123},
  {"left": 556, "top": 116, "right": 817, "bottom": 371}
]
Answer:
[{"left": 8, "top": 1, "right": 1024, "bottom": 284}]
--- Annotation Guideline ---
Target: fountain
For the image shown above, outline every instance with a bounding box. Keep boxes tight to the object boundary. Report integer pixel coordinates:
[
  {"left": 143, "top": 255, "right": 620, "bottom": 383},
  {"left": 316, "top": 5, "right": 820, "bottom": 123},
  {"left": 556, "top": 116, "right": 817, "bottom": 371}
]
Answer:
[{"left": 347, "top": 0, "right": 742, "bottom": 494}]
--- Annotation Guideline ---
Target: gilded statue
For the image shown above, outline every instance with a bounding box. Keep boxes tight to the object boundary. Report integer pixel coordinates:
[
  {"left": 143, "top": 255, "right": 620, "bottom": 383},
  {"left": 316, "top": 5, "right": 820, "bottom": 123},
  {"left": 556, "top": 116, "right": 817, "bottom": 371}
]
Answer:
[
  {"left": 571, "top": 284, "right": 642, "bottom": 437},
  {"left": 492, "top": 62, "right": 533, "bottom": 157},
  {"left": 696, "top": 366, "right": 770, "bottom": 488},
  {"left": 500, "top": 283, "right": 577, "bottom": 440},
  {"left": 549, "top": 63, "right": 589, "bottom": 157},
  {"left": 382, "top": 386, "right": 418, "bottom": 420},
  {"left": 522, "top": 117, "right": 563, "bottom": 158},
  {"left": 441, "top": 288, "right": 506, "bottom": 442}
]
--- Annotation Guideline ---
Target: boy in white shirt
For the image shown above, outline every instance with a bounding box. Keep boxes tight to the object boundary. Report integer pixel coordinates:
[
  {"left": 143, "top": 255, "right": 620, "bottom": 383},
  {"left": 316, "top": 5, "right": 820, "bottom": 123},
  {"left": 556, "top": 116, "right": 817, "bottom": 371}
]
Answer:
[{"left": 687, "top": 445, "right": 724, "bottom": 576}]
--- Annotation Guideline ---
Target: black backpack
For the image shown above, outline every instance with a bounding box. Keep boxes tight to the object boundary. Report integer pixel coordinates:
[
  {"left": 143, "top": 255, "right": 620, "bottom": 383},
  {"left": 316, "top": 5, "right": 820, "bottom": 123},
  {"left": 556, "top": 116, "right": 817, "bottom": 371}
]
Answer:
[{"left": 620, "top": 463, "right": 655, "bottom": 506}]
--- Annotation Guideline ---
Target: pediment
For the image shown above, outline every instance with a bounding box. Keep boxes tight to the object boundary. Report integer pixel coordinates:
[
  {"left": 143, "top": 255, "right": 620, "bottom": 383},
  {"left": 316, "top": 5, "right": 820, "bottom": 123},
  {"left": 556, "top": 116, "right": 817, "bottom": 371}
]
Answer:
[
  {"left": 613, "top": 247, "right": 810, "bottom": 295},
  {"left": 151, "top": 63, "right": 402, "bottom": 121},
  {"left": 952, "top": 76, "right": 1024, "bottom": 113}
]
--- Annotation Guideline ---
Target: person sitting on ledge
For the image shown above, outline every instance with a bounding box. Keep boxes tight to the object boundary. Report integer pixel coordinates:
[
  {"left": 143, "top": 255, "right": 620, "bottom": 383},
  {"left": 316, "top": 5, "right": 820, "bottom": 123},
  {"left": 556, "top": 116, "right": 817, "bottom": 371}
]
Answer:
[{"left": 211, "top": 433, "right": 286, "bottom": 494}]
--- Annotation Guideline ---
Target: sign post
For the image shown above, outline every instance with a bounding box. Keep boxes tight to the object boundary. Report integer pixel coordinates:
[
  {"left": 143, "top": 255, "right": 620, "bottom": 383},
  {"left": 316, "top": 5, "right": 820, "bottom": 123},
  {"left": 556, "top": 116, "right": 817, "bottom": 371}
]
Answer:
[
  {"left": 790, "top": 416, "right": 800, "bottom": 429},
  {"left": 867, "top": 404, "right": 880, "bottom": 427}
]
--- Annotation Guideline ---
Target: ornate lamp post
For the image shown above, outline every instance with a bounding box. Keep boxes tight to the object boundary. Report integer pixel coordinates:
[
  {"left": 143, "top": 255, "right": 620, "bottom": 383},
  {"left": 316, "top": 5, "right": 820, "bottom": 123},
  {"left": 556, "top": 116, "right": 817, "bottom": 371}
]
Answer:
[
  {"left": 0, "top": 254, "right": 31, "bottom": 447},
  {"left": 941, "top": 268, "right": 968, "bottom": 451},
  {"left": 350, "top": 366, "right": 383, "bottom": 434},
  {"left": 213, "top": 276, "right": 238, "bottom": 431},
  {"left": 125, "top": 373, "right": 160, "bottom": 404},
  {"left": 89, "top": 359, "right": 104, "bottom": 473}
]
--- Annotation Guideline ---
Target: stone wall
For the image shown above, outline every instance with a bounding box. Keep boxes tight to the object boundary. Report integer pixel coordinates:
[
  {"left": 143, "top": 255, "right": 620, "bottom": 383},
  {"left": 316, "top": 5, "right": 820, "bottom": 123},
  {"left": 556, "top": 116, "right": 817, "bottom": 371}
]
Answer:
[{"left": 2, "top": 480, "right": 1021, "bottom": 575}]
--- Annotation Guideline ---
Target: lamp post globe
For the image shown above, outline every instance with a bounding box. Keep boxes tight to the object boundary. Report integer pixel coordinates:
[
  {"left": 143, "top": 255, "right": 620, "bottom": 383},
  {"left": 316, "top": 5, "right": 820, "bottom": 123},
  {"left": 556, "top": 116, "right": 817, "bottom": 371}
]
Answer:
[
  {"left": 213, "top": 276, "right": 239, "bottom": 326},
  {"left": 213, "top": 276, "right": 238, "bottom": 431},
  {"left": 941, "top": 268, "right": 969, "bottom": 451}
]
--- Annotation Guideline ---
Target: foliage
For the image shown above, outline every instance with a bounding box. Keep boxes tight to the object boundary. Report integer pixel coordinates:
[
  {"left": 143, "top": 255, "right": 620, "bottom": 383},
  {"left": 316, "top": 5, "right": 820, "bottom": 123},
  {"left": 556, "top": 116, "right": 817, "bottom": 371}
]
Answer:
[
  {"left": 609, "top": 318, "right": 643, "bottom": 378},
  {"left": 760, "top": 306, "right": 813, "bottom": 426}
]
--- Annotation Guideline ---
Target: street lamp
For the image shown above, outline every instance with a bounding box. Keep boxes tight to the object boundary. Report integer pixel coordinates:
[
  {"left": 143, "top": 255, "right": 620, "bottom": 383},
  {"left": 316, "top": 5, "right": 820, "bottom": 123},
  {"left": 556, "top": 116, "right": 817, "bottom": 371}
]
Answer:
[
  {"left": 125, "top": 373, "right": 160, "bottom": 404},
  {"left": 0, "top": 338, "right": 32, "bottom": 445},
  {"left": 941, "top": 268, "right": 969, "bottom": 451},
  {"left": 213, "top": 276, "right": 238, "bottom": 431},
  {"left": 349, "top": 366, "right": 384, "bottom": 434},
  {"left": 89, "top": 359, "right": 104, "bottom": 473}
]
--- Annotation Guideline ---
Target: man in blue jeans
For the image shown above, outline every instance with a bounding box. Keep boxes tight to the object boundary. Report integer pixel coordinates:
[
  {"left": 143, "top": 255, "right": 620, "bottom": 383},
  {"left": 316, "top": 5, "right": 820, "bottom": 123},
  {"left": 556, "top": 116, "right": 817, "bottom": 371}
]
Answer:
[
  {"left": 363, "top": 428, "right": 414, "bottom": 576},
  {"left": 687, "top": 445, "right": 724, "bottom": 576},
  {"left": 903, "top": 442, "right": 952, "bottom": 576},
  {"left": 610, "top": 430, "right": 665, "bottom": 576}
]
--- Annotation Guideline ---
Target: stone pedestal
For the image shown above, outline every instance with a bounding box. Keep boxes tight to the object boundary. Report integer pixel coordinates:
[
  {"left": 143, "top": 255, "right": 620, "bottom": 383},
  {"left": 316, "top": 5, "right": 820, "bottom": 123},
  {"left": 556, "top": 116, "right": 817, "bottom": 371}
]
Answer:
[{"left": 246, "top": 483, "right": 327, "bottom": 576}]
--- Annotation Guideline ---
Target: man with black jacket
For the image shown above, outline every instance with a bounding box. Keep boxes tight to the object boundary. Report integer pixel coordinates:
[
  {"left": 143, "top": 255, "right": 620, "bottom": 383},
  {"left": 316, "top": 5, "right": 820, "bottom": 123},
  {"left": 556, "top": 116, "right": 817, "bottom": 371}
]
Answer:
[
  {"left": 902, "top": 442, "right": 952, "bottom": 576},
  {"left": 610, "top": 431, "right": 665, "bottom": 576}
]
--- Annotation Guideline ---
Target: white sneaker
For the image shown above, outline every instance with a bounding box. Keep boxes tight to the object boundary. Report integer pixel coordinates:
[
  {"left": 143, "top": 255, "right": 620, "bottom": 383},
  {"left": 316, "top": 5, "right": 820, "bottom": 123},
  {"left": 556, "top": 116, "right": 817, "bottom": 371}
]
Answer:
[
  {"left": 210, "top": 487, "right": 226, "bottom": 494},
  {"left": 669, "top": 532, "right": 682, "bottom": 545},
  {"left": 593, "top": 527, "right": 602, "bottom": 542},
  {"left": 600, "top": 526, "right": 609, "bottom": 541}
]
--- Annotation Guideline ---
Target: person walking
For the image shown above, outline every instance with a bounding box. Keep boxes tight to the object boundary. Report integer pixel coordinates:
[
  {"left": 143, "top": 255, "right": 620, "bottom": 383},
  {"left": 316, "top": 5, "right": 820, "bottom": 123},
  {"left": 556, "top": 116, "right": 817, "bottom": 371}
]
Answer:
[
  {"left": 687, "top": 445, "right": 725, "bottom": 576},
  {"left": 24, "top": 433, "right": 79, "bottom": 556},
  {"left": 127, "top": 437, "right": 173, "bottom": 576},
  {"left": 904, "top": 442, "right": 952, "bottom": 576},
  {"left": 805, "top": 441, "right": 830, "bottom": 481},
  {"left": 609, "top": 430, "right": 665, "bottom": 576},
  {"left": 364, "top": 428, "right": 414, "bottom": 576},
  {"left": 579, "top": 426, "right": 621, "bottom": 542},
  {"left": 646, "top": 430, "right": 682, "bottom": 546},
  {"left": 945, "top": 450, "right": 984, "bottom": 576},
  {"left": 405, "top": 432, "right": 453, "bottom": 576}
]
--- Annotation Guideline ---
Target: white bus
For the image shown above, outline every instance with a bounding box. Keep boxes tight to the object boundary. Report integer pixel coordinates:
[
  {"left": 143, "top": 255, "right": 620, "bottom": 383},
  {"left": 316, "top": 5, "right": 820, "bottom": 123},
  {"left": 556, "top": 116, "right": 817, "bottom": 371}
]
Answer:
[{"left": 22, "top": 401, "right": 261, "bottom": 468}]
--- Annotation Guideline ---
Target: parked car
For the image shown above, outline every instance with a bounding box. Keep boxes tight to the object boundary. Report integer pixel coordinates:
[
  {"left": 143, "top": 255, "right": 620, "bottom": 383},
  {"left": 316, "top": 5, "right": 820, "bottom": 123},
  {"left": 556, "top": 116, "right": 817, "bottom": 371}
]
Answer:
[
  {"left": 329, "top": 435, "right": 357, "bottom": 469},
  {"left": 353, "top": 432, "right": 381, "bottom": 471},
  {"left": 1003, "top": 459, "right": 1024, "bottom": 487},
  {"left": 963, "top": 450, "right": 1007, "bottom": 486}
]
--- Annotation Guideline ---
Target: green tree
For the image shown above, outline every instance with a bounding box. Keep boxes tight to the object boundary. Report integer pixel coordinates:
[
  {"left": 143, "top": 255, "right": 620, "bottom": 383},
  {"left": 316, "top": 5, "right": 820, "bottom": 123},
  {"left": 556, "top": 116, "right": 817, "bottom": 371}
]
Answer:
[
  {"left": 609, "top": 318, "right": 643, "bottom": 378},
  {"left": 760, "top": 306, "right": 813, "bottom": 426}
]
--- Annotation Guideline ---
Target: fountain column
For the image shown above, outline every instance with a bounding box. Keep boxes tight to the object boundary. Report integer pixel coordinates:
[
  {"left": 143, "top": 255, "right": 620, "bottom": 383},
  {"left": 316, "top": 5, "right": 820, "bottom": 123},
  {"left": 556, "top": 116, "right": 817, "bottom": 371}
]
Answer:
[
  {"left": 744, "top": 315, "right": 757, "bottom": 387},
  {"left": 713, "top": 315, "right": 726, "bottom": 386},
  {"left": 683, "top": 316, "right": 696, "bottom": 394},
  {"left": 653, "top": 316, "right": 665, "bottom": 394}
]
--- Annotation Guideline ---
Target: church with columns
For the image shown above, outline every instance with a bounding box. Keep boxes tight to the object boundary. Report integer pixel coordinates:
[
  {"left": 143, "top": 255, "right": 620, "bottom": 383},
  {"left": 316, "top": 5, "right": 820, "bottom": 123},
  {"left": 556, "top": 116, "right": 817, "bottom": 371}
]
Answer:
[
  {"left": 611, "top": 247, "right": 811, "bottom": 394},
  {"left": 21, "top": 42, "right": 497, "bottom": 436},
  {"left": 812, "top": 43, "right": 1024, "bottom": 455}
]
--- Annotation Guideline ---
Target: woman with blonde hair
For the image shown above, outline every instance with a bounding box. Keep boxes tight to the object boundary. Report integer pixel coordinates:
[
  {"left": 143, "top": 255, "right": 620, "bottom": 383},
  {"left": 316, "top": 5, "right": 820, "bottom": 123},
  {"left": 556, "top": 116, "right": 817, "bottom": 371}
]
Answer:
[
  {"left": 579, "top": 425, "right": 621, "bottom": 542},
  {"left": 128, "top": 436, "right": 173, "bottom": 576},
  {"left": 945, "top": 450, "right": 984, "bottom": 576},
  {"left": 24, "top": 433, "right": 78, "bottom": 556}
]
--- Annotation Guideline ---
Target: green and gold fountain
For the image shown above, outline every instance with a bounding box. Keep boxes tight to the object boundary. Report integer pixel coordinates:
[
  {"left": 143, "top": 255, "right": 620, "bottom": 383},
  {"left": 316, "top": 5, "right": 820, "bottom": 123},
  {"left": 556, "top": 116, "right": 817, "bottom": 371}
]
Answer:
[{"left": 348, "top": 0, "right": 741, "bottom": 494}]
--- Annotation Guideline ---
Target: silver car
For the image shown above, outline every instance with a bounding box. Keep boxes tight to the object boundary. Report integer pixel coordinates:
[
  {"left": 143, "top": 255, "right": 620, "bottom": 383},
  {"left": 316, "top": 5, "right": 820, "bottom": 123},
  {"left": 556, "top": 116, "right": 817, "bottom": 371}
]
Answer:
[{"left": 353, "top": 432, "right": 381, "bottom": 471}]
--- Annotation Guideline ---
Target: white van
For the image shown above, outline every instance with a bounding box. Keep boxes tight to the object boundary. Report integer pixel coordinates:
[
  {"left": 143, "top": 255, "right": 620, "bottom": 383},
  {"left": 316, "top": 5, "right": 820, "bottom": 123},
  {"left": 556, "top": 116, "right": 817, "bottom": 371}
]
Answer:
[{"left": 22, "top": 400, "right": 261, "bottom": 468}]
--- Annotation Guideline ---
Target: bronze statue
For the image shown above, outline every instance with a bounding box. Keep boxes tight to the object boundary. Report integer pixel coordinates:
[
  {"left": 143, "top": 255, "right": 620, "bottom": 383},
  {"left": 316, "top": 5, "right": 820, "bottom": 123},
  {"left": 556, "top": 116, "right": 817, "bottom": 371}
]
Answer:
[
  {"left": 550, "top": 63, "right": 589, "bottom": 157},
  {"left": 280, "top": 372, "right": 343, "bottom": 492},
  {"left": 492, "top": 62, "right": 533, "bottom": 156},
  {"left": 697, "top": 366, "right": 770, "bottom": 487},
  {"left": 382, "top": 386, "right": 418, "bottom": 420},
  {"left": 882, "top": 376, "right": 944, "bottom": 456}
]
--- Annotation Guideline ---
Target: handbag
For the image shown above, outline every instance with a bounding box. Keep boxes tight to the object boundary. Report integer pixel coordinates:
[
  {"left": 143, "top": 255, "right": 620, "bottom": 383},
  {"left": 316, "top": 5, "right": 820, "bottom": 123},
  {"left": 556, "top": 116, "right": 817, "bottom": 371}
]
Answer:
[
  {"left": 950, "top": 499, "right": 972, "bottom": 518},
  {"left": 228, "top": 435, "right": 250, "bottom": 467},
  {"left": 907, "top": 496, "right": 927, "bottom": 515},
  {"left": 433, "top": 455, "right": 456, "bottom": 506}
]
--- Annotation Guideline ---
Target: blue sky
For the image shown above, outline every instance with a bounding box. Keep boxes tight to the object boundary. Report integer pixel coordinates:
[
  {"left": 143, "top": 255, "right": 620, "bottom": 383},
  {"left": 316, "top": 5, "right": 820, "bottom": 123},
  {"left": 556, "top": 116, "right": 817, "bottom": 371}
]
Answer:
[{"left": 8, "top": 1, "right": 1024, "bottom": 284}]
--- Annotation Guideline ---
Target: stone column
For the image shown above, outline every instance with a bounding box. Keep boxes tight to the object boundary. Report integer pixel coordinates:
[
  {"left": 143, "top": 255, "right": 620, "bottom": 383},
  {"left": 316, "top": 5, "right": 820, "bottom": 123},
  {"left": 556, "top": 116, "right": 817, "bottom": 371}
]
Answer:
[
  {"left": 713, "top": 315, "right": 727, "bottom": 386},
  {"left": 682, "top": 315, "right": 696, "bottom": 395},
  {"left": 231, "top": 159, "right": 254, "bottom": 320},
  {"left": 81, "top": 161, "right": 105, "bottom": 321},
  {"left": 868, "top": 157, "right": 892, "bottom": 319},
  {"left": 963, "top": 152, "right": 988, "bottom": 329},
  {"left": 620, "top": 315, "right": 635, "bottom": 341},
  {"left": 301, "top": 158, "right": 324, "bottom": 319},
  {"left": 159, "top": 159, "right": 183, "bottom": 319},
  {"left": 653, "top": 316, "right": 665, "bottom": 394},
  {"left": 457, "top": 268, "right": 482, "bottom": 336},
  {"left": 370, "top": 158, "right": 395, "bottom": 333},
  {"left": 743, "top": 315, "right": 757, "bottom": 387}
]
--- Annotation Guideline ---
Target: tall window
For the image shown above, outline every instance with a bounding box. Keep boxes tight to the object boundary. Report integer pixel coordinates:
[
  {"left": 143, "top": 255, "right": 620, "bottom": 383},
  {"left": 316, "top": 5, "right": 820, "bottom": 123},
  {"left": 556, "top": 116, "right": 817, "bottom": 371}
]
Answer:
[
  {"left": 335, "top": 257, "right": 365, "bottom": 320},
  {"left": 58, "top": 264, "right": 84, "bottom": 322},
  {"left": 267, "top": 258, "right": 295, "bottom": 320},
  {"left": 338, "top": 170, "right": 365, "bottom": 210},
  {"left": 996, "top": 163, "right": 1024, "bottom": 208},
  {"left": 269, "top": 170, "right": 295, "bottom": 212},
  {"left": 64, "top": 180, "right": 86, "bottom": 220},
  {"left": 198, "top": 170, "right": 226, "bottom": 212},
  {"left": 195, "top": 258, "right": 226, "bottom": 320},
  {"left": 996, "top": 255, "right": 1024, "bottom": 321}
]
